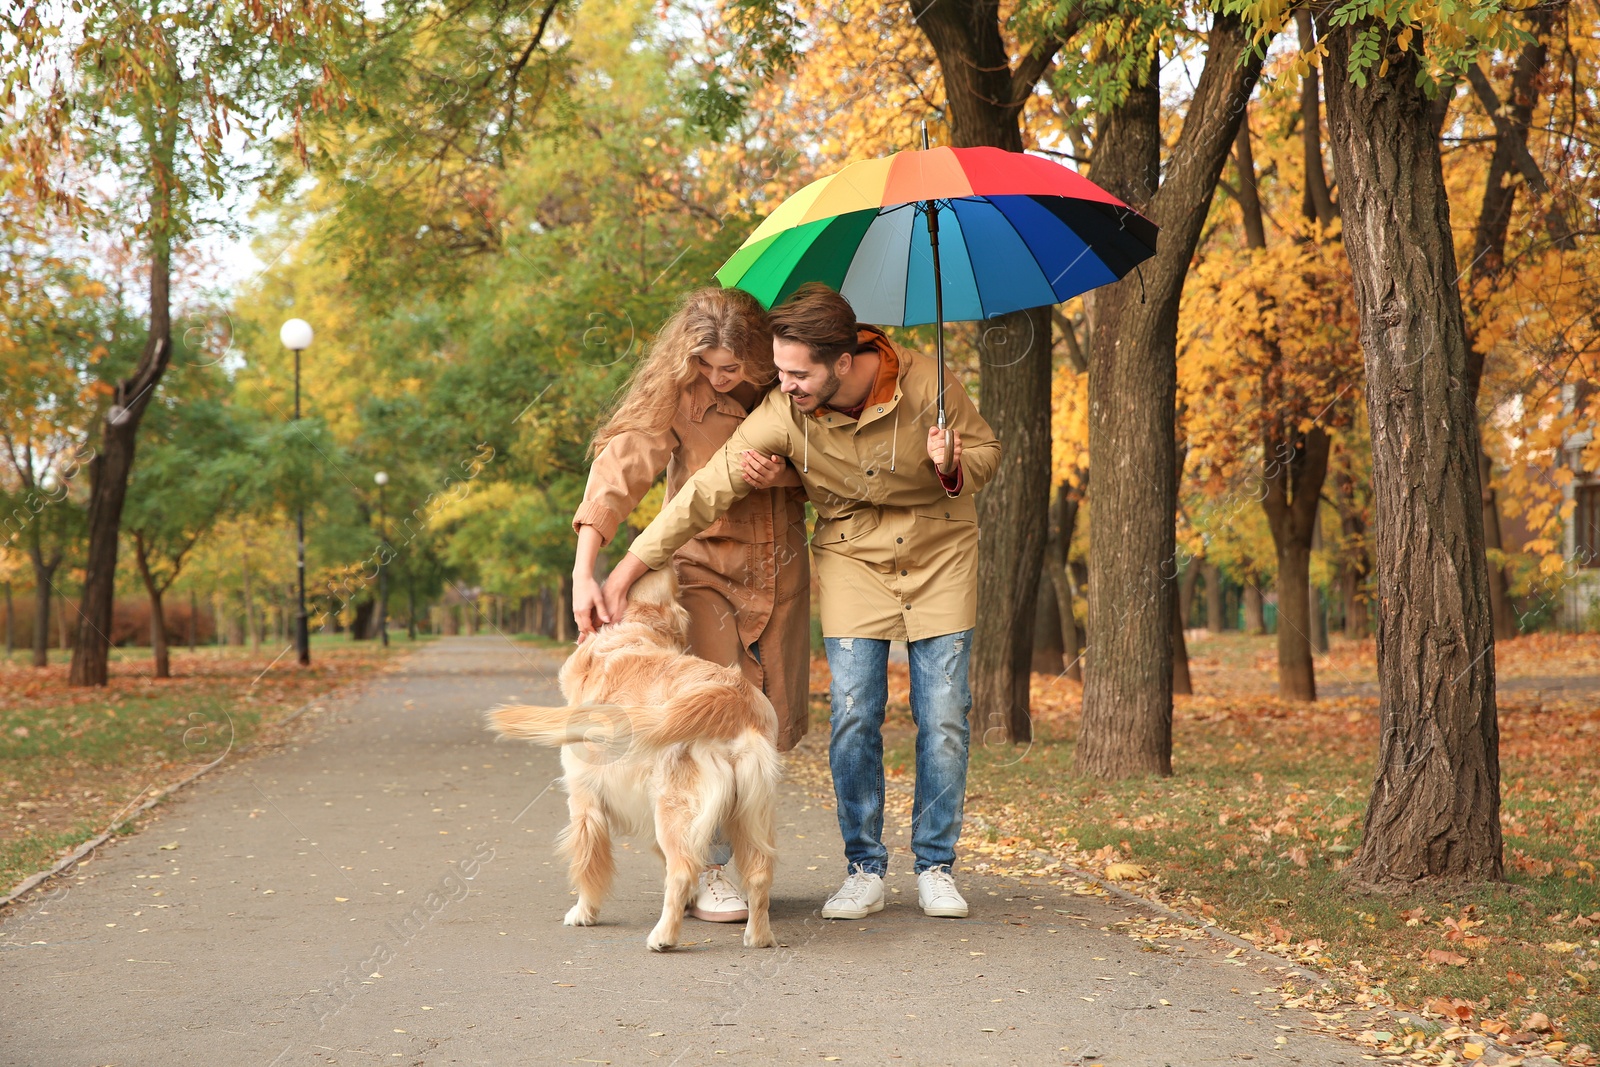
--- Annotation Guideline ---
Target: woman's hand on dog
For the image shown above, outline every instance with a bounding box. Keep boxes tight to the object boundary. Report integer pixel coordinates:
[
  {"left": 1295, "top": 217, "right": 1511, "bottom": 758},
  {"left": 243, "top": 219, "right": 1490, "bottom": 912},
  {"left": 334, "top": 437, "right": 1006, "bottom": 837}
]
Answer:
[
  {"left": 573, "top": 572, "right": 609, "bottom": 640},
  {"left": 600, "top": 552, "right": 651, "bottom": 626}
]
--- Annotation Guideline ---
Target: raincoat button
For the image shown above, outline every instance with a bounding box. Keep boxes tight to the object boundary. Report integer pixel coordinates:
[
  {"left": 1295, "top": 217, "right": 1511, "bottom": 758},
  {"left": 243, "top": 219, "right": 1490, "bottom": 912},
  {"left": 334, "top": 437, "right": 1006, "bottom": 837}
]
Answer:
[
  {"left": 876, "top": 406, "right": 883, "bottom": 412},
  {"left": 896, "top": 537, "right": 903, "bottom": 544},
  {"left": 900, "top": 570, "right": 907, "bottom": 576},
  {"left": 866, "top": 470, "right": 875, "bottom": 477}
]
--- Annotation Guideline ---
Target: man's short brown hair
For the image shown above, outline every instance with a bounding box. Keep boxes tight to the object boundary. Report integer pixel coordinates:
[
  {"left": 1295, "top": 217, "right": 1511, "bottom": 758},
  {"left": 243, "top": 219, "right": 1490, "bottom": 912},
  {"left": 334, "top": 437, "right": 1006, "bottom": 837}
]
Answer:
[{"left": 769, "top": 283, "right": 859, "bottom": 364}]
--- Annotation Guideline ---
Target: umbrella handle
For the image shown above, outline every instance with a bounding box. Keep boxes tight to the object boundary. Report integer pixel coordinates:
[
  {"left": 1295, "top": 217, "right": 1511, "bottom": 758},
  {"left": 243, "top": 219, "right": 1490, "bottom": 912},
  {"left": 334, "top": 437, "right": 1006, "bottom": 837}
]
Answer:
[{"left": 938, "top": 422, "right": 955, "bottom": 476}]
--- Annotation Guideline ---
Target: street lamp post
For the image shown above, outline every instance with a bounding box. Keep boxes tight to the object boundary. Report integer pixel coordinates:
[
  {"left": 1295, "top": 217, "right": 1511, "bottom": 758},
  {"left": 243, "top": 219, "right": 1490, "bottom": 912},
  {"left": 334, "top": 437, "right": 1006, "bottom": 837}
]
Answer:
[
  {"left": 280, "top": 318, "right": 314, "bottom": 667},
  {"left": 374, "top": 470, "right": 389, "bottom": 648}
]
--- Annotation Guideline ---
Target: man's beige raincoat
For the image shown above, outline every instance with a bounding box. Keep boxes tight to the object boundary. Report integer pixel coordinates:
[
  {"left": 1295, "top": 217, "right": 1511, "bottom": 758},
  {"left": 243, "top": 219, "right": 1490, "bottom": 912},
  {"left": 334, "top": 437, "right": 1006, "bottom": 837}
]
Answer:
[
  {"left": 631, "top": 328, "right": 1000, "bottom": 642},
  {"left": 573, "top": 375, "right": 811, "bottom": 750}
]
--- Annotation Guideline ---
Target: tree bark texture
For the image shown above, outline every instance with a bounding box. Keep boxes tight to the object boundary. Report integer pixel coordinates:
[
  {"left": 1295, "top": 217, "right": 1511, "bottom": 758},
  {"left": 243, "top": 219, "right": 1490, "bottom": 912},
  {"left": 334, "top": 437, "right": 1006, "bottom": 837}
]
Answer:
[
  {"left": 1076, "top": 17, "right": 1262, "bottom": 779},
  {"left": 1319, "top": 21, "right": 1502, "bottom": 883},
  {"left": 70, "top": 85, "right": 179, "bottom": 687},
  {"left": 915, "top": 0, "right": 1057, "bottom": 744}
]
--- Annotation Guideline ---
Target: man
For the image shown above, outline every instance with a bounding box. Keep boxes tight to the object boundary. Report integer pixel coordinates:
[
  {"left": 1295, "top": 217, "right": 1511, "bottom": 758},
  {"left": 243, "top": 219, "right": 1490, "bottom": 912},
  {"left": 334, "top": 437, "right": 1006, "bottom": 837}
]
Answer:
[{"left": 602, "top": 283, "right": 1001, "bottom": 921}]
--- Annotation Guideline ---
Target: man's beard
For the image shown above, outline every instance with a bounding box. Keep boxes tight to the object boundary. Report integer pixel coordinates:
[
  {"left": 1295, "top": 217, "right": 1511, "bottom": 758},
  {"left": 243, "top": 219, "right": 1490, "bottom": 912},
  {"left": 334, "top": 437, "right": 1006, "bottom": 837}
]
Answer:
[{"left": 807, "top": 368, "right": 843, "bottom": 411}]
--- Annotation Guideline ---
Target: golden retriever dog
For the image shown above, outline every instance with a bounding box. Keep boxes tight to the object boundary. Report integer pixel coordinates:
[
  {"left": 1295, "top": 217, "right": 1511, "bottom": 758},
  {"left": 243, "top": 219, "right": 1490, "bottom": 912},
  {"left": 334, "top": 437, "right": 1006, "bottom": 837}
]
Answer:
[{"left": 486, "top": 568, "right": 780, "bottom": 952}]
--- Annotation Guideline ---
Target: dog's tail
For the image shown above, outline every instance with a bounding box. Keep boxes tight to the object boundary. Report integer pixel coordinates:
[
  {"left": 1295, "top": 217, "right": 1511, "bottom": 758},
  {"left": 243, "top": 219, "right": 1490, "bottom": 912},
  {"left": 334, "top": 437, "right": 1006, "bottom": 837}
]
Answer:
[
  {"left": 487, "top": 682, "right": 766, "bottom": 753},
  {"left": 486, "top": 702, "right": 640, "bottom": 749}
]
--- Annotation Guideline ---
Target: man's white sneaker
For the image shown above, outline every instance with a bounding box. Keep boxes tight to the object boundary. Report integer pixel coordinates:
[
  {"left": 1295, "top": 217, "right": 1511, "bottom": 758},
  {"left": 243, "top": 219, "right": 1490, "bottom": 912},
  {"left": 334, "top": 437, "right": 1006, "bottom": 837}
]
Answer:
[
  {"left": 688, "top": 865, "right": 749, "bottom": 922},
  {"left": 821, "top": 867, "right": 884, "bottom": 920},
  {"left": 917, "top": 866, "right": 968, "bottom": 918}
]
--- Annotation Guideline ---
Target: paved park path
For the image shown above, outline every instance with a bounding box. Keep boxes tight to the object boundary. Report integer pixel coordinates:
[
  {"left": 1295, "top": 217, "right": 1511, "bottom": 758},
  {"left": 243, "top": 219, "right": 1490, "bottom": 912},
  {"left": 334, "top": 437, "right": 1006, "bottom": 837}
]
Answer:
[{"left": 3, "top": 636, "right": 1377, "bottom": 1067}]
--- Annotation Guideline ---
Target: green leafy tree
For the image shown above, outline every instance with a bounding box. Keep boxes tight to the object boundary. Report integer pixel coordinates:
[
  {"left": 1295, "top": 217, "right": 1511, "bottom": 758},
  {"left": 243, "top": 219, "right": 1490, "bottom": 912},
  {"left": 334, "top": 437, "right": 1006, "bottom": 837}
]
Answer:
[{"left": 2, "top": 0, "right": 356, "bottom": 685}]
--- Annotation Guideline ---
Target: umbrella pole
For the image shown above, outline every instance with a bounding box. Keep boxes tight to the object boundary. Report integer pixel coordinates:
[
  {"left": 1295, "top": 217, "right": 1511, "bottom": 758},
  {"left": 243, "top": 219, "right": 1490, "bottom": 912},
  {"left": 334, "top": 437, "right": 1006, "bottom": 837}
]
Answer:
[{"left": 926, "top": 197, "right": 954, "bottom": 475}]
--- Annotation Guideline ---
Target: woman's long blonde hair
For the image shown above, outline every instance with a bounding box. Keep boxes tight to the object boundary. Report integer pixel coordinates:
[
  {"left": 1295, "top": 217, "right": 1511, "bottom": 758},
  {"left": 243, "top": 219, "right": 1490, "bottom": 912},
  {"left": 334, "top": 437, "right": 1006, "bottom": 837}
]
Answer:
[{"left": 592, "top": 286, "right": 775, "bottom": 455}]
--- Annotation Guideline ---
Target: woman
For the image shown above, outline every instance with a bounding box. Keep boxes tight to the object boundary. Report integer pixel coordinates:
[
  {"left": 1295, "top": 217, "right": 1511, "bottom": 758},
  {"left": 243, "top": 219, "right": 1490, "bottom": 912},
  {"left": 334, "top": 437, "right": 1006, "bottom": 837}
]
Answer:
[{"left": 571, "top": 285, "right": 811, "bottom": 923}]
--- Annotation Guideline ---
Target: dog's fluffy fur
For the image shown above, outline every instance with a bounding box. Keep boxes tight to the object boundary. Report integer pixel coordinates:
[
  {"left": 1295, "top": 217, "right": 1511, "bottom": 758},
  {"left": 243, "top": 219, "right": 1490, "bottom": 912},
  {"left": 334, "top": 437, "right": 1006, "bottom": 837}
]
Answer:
[{"left": 486, "top": 568, "right": 780, "bottom": 951}]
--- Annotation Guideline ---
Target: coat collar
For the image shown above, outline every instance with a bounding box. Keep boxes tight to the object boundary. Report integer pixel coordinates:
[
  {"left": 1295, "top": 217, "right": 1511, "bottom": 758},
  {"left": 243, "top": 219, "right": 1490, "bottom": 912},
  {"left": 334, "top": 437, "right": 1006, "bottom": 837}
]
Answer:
[
  {"left": 684, "top": 374, "right": 758, "bottom": 424},
  {"left": 813, "top": 326, "right": 904, "bottom": 428}
]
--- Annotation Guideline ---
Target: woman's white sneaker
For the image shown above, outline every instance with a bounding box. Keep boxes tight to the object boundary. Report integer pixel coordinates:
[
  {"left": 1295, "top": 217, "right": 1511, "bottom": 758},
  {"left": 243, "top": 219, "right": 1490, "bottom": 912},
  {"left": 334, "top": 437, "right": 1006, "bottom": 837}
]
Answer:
[
  {"left": 917, "top": 866, "right": 968, "bottom": 917},
  {"left": 821, "top": 867, "right": 884, "bottom": 919},
  {"left": 688, "top": 865, "right": 749, "bottom": 922}
]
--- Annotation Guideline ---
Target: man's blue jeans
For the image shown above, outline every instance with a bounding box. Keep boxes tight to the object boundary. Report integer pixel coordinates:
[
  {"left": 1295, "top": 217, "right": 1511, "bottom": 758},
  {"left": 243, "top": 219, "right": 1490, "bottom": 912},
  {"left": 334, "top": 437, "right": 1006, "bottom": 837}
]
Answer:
[{"left": 825, "top": 630, "right": 972, "bottom": 876}]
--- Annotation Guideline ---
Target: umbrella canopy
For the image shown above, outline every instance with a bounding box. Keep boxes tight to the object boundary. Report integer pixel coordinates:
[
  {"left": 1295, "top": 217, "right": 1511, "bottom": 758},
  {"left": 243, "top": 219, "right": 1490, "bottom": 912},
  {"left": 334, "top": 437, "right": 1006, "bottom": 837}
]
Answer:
[{"left": 715, "top": 145, "right": 1159, "bottom": 326}]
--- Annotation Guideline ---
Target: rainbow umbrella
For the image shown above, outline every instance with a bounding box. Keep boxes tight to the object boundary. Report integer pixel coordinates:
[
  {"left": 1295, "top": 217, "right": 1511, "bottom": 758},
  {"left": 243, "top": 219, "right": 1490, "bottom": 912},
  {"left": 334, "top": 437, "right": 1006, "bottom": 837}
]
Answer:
[{"left": 716, "top": 141, "right": 1158, "bottom": 468}]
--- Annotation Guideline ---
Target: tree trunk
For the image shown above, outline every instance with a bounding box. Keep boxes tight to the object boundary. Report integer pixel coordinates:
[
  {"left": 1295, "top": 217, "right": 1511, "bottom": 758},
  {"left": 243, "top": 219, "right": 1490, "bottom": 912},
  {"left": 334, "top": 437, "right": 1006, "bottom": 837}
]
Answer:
[
  {"left": 1170, "top": 580, "right": 1192, "bottom": 696},
  {"left": 4, "top": 579, "right": 12, "bottom": 658},
  {"left": 1178, "top": 558, "right": 1200, "bottom": 629},
  {"left": 351, "top": 598, "right": 375, "bottom": 640},
  {"left": 70, "top": 84, "right": 179, "bottom": 687},
  {"left": 1047, "top": 483, "right": 1083, "bottom": 681},
  {"left": 27, "top": 537, "right": 62, "bottom": 668},
  {"left": 1295, "top": 10, "right": 1339, "bottom": 229},
  {"left": 132, "top": 535, "right": 170, "bottom": 679},
  {"left": 1334, "top": 469, "right": 1370, "bottom": 637},
  {"left": 1262, "top": 424, "right": 1330, "bottom": 701},
  {"left": 1480, "top": 452, "right": 1517, "bottom": 639},
  {"left": 1460, "top": 6, "right": 1563, "bottom": 645},
  {"left": 31, "top": 567, "right": 54, "bottom": 667},
  {"left": 1032, "top": 568, "right": 1063, "bottom": 673},
  {"left": 187, "top": 589, "right": 197, "bottom": 652},
  {"left": 1275, "top": 541, "right": 1315, "bottom": 700},
  {"left": 407, "top": 582, "right": 418, "bottom": 639},
  {"left": 1232, "top": 118, "right": 1267, "bottom": 249},
  {"left": 1172, "top": 439, "right": 1192, "bottom": 696},
  {"left": 1309, "top": 501, "right": 1329, "bottom": 655},
  {"left": 241, "top": 531, "right": 260, "bottom": 654},
  {"left": 1320, "top": 19, "right": 1502, "bottom": 883},
  {"left": 914, "top": 0, "right": 1056, "bottom": 745},
  {"left": 1244, "top": 582, "right": 1266, "bottom": 634},
  {"left": 1077, "top": 18, "right": 1263, "bottom": 778},
  {"left": 1204, "top": 562, "right": 1227, "bottom": 632},
  {"left": 556, "top": 576, "right": 575, "bottom": 643}
]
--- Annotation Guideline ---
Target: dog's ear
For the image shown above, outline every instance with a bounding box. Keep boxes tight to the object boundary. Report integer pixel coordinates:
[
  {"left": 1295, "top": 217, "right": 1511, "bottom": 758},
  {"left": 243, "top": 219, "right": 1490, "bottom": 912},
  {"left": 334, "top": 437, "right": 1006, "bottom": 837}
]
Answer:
[{"left": 627, "top": 566, "right": 678, "bottom": 609}]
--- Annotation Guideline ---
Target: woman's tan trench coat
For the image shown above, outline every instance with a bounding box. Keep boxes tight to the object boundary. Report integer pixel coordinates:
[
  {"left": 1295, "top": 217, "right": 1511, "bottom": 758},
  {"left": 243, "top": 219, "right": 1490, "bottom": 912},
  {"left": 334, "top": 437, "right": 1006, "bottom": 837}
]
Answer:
[
  {"left": 572, "top": 376, "right": 812, "bottom": 751},
  {"left": 631, "top": 328, "right": 1001, "bottom": 643}
]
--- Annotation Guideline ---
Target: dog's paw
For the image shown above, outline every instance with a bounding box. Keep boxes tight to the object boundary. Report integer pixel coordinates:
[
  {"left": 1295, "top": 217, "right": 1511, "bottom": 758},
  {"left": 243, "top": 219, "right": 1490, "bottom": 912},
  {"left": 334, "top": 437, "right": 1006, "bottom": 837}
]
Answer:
[
  {"left": 646, "top": 925, "right": 678, "bottom": 952},
  {"left": 564, "top": 904, "right": 598, "bottom": 927},
  {"left": 743, "top": 927, "right": 777, "bottom": 949}
]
